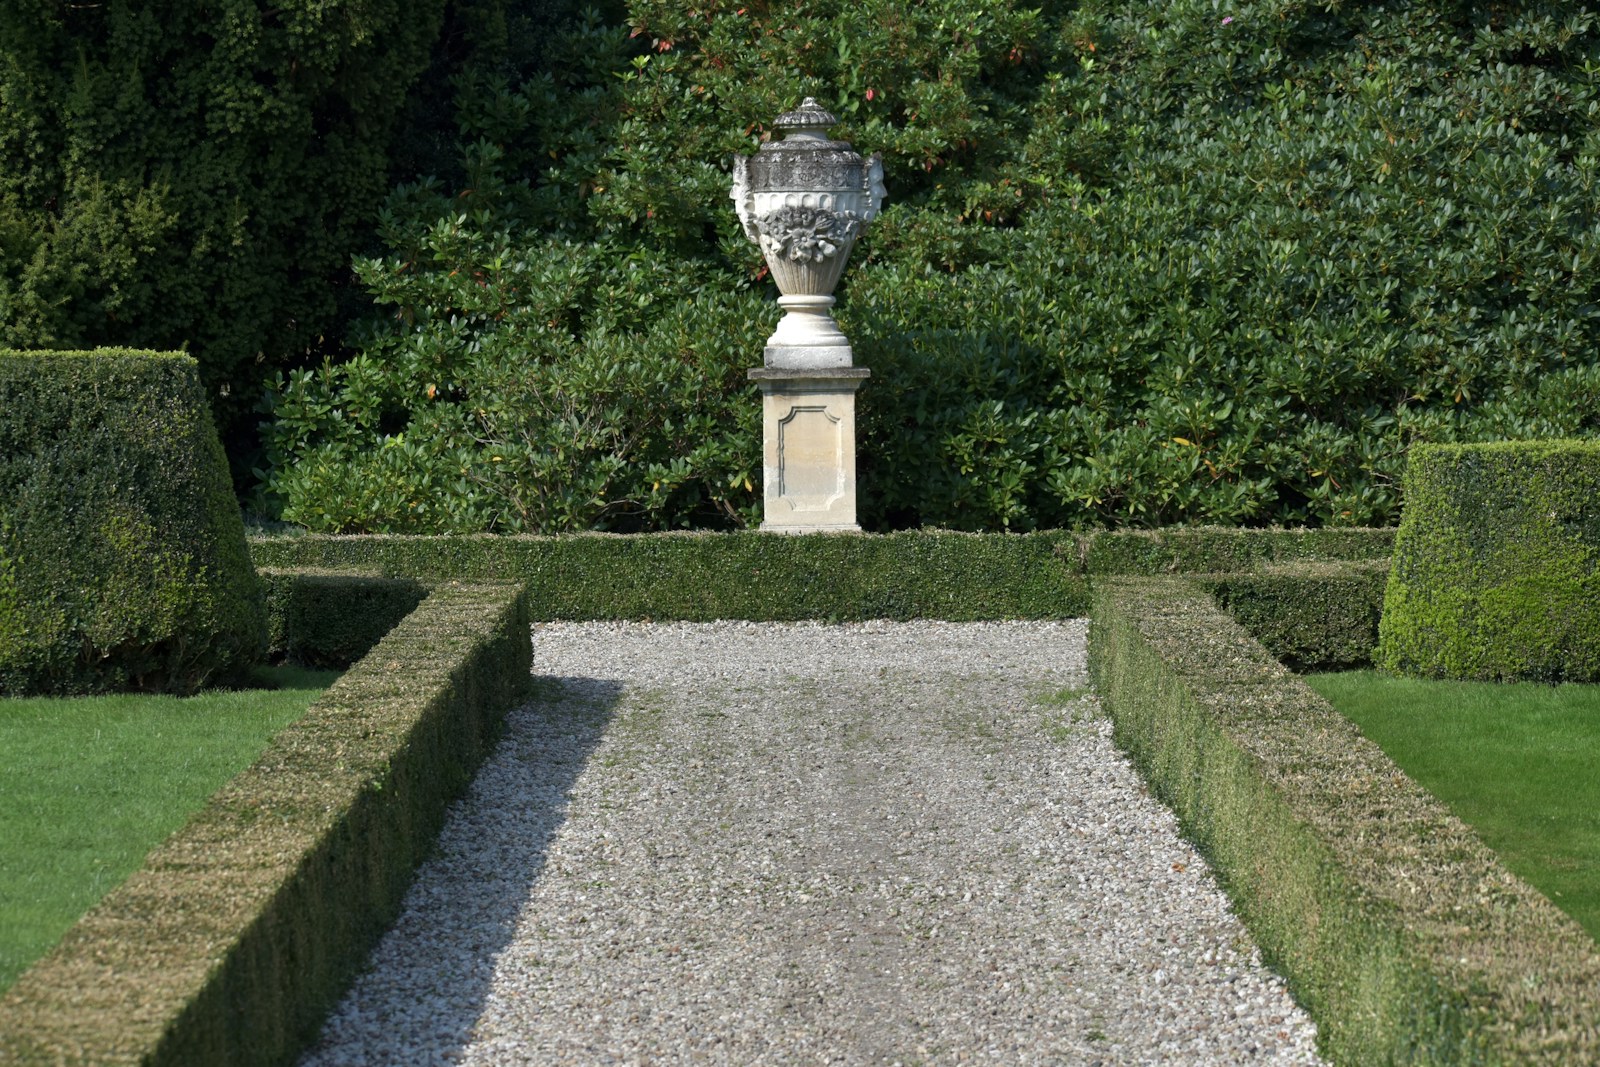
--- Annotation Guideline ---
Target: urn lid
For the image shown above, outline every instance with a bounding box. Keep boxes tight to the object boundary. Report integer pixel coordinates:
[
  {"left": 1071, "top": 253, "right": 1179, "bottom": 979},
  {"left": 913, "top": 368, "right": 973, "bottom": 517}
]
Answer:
[{"left": 773, "top": 97, "right": 837, "bottom": 141}]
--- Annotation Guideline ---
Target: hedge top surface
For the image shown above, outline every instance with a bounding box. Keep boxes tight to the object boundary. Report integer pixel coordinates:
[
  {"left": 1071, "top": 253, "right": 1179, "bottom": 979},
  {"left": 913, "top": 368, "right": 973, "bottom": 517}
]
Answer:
[
  {"left": 1083, "top": 526, "right": 1394, "bottom": 576},
  {"left": 1407, "top": 438, "right": 1600, "bottom": 460},
  {"left": 244, "top": 525, "right": 1399, "bottom": 621}
]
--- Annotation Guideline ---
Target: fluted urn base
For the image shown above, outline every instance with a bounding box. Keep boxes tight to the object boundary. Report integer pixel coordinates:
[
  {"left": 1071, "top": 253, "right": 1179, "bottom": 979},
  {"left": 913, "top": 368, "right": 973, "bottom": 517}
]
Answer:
[{"left": 765, "top": 295, "right": 853, "bottom": 370}]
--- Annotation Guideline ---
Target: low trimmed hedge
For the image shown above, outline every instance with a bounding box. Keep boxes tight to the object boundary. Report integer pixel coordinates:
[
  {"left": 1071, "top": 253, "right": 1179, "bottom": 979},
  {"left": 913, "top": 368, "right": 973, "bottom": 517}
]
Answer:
[
  {"left": 249, "top": 529, "right": 1092, "bottom": 618},
  {"left": 0, "top": 580, "right": 533, "bottom": 1067},
  {"left": 1379, "top": 440, "right": 1600, "bottom": 683},
  {"left": 246, "top": 526, "right": 1397, "bottom": 620},
  {"left": 1084, "top": 526, "right": 1394, "bottom": 576},
  {"left": 1090, "top": 577, "right": 1600, "bottom": 1065},
  {"left": 0, "top": 349, "right": 264, "bottom": 695},
  {"left": 1199, "top": 561, "right": 1389, "bottom": 673},
  {"left": 259, "top": 568, "right": 428, "bottom": 669}
]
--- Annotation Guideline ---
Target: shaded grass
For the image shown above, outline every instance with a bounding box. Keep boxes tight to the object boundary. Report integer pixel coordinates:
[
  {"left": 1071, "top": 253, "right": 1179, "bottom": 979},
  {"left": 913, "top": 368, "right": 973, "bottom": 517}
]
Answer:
[
  {"left": 0, "top": 666, "right": 337, "bottom": 991},
  {"left": 1306, "top": 670, "right": 1600, "bottom": 943}
]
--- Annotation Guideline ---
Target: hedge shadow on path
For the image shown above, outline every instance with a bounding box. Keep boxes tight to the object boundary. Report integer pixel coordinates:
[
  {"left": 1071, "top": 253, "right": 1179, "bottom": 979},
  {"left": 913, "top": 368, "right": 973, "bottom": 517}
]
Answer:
[{"left": 301, "top": 676, "right": 622, "bottom": 1065}]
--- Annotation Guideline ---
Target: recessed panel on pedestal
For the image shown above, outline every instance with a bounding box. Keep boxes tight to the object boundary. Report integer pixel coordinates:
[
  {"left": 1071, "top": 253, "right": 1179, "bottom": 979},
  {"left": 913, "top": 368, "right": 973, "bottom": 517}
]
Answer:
[
  {"left": 751, "top": 369, "right": 867, "bottom": 534},
  {"left": 776, "top": 404, "right": 844, "bottom": 511}
]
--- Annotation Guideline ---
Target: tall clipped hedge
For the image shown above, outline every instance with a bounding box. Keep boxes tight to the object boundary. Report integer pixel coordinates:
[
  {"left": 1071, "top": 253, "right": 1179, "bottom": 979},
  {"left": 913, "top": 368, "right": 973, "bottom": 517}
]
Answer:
[
  {"left": 0, "top": 0, "right": 449, "bottom": 454},
  {"left": 258, "top": 0, "right": 1600, "bottom": 533},
  {"left": 1378, "top": 440, "right": 1600, "bottom": 682},
  {"left": 0, "top": 350, "right": 264, "bottom": 695}
]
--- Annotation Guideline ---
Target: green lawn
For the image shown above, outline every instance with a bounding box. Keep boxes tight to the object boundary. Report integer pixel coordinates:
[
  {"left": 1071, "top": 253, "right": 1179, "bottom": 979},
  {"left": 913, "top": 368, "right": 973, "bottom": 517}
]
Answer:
[
  {"left": 1306, "top": 671, "right": 1600, "bottom": 943},
  {"left": 0, "top": 667, "right": 337, "bottom": 991}
]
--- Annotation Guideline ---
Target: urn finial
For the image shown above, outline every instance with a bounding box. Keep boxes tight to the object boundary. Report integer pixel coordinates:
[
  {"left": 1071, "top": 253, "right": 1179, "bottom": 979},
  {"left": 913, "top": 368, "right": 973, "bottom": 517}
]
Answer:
[{"left": 773, "top": 97, "right": 838, "bottom": 139}]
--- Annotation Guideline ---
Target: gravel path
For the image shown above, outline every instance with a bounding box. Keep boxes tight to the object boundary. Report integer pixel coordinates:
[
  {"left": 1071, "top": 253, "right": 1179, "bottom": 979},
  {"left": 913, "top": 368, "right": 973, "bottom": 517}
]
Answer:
[{"left": 301, "top": 621, "right": 1324, "bottom": 1066}]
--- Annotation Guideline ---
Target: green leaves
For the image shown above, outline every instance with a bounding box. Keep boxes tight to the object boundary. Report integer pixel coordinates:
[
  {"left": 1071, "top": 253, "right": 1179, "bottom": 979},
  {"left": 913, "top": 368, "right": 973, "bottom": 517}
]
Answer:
[
  {"left": 0, "top": 0, "right": 451, "bottom": 458},
  {"left": 253, "top": 0, "right": 1600, "bottom": 533},
  {"left": 257, "top": 206, "right": 768, "bottom": 532}
]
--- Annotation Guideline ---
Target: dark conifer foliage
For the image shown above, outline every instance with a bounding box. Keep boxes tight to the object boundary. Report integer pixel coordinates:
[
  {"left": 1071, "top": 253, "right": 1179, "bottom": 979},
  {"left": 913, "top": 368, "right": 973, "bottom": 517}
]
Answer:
[{"left": 0, "top": 0, "right": 450, "bottom": 471}]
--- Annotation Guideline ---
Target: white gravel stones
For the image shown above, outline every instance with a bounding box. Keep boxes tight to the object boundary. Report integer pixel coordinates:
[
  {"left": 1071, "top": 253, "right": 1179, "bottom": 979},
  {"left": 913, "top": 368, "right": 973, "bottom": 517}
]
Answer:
[{"left": 300, "top": 620, "right": 1324, "bottom": 1066}]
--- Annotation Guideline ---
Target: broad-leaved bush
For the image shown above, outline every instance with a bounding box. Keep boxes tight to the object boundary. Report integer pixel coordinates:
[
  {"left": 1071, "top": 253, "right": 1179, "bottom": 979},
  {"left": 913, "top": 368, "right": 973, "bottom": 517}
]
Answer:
[{"left": 259, "top": 0, "right": 1600, "bottom": 532}]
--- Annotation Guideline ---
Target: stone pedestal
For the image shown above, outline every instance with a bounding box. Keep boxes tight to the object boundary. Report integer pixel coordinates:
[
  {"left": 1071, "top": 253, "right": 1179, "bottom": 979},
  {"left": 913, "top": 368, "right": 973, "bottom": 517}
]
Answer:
[
  {"left": 733, "top": 100, "right": 882, "bottom": 535},
  {"left": 749, "top": 366, "right": 870, "bottom": 533}
]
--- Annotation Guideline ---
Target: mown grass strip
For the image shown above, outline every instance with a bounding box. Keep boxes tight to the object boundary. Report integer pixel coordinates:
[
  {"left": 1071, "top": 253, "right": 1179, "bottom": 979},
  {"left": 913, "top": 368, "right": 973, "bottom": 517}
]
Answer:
[
  {"left": 0, "top": 668, "right": 335, "bottom": 992},
  {"left": 0, "top": 581, "right": 533, "bottom": 1067},
  {"left": 1309, "top": 670, "right": 1600, "bottom": 944}
]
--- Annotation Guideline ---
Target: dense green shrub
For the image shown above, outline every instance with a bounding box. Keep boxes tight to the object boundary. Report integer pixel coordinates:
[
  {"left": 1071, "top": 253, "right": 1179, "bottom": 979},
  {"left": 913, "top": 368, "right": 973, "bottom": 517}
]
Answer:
[
  {"left": 258, "top": 0, "right": 1600, "bottom": 533},
  {"left": 260, "top": 282, "right": 767, "bottom": 532},
  {"left": 258, "top": 569, "right": 427, "bottom": 668},
  {"left": 856, "top": 0, "right": 1600, "bottom": 528},
  {"left": 0, "top": 581, "right": 534, "bottom": 1067},
  {"left": 0, "top": 350, "right": 264, "bottom": 695},
  {"left": 249, "top": 529, "right": 1091, "bottom": 619},
  {"left": 1091, "top": 577, "right": 1600, "bottom": 1064},
  {"left": 1378, "top": 440, "right": 1600, "bottom": 682},
  {"left": 246, "top": 525, "right": 1396, "bottom": 619},
  {"left": 1200, "top": 562, "right": 1389, "bottom": 672},
  {"left": 253, "top": 0, "right": 1062, "bottom": 531},
  {"left": 0, "top": 0, "right": 451, "bottom": 459}
]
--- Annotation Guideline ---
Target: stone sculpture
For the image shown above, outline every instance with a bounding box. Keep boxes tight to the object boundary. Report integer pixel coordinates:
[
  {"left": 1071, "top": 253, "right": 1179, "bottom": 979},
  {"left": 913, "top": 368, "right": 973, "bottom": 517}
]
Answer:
[
  {"left": 734, "top": 98, "right": 883, "bottom": 533},
  {"left": 731, "top": 97, "right": 886, "bottom": 368}
]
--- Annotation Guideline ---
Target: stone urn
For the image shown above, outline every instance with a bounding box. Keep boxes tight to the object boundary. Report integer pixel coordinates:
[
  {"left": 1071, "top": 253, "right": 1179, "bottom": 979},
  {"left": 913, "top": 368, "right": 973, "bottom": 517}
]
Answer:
[{"left": 731, "top": 98, "right": 886, "bottom": 368}]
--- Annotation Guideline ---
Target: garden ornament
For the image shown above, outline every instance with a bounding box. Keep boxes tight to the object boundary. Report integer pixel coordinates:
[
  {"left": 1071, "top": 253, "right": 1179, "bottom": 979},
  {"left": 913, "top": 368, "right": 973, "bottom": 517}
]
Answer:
[
  {"left": 731, "top": 97, "right": 886, "bottom": 368},
  {"left": 735, "top": 98, "right": 882, "bottom": 534}
]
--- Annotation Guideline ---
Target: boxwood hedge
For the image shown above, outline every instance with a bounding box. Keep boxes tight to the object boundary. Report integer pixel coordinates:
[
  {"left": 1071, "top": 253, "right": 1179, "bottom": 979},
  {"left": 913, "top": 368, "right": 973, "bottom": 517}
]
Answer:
[
  {"left": 1379, "top": 440, "right": 1600, "bottom": 683},
  {"left": 1091, "top": 576, "right": 1600, "bottom": 1065},
  {"left": 1199, "top": 561, "right": 1389, "bottom": 673},
  {"left": 258, "top": 568, "right": 428, "bottom": 670},
  {"left": 0, "top": 349, "right": 264, "bottom": 695},
  {"left": 246, "top": 525, "right": 1396, "bottom": 621},
  {"left": 0, "top": 579, "right": 533, "bottom": 1067},
  {"left": 249, "top": 529, "right": 1094, "bottom": 619}
]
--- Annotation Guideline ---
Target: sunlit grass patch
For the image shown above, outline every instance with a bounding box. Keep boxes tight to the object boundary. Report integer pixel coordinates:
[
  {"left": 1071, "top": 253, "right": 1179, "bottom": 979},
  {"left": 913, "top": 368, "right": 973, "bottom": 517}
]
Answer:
[
  {"left": 1307, "top": 670, "right": 1600, "bottom": 943},
  {"left": 0, "top": 666, "right": 336, "bottom": 991}
]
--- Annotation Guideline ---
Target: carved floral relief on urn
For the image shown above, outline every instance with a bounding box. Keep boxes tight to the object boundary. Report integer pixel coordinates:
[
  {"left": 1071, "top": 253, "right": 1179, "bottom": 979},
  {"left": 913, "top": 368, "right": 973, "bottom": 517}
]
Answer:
[{"left": 731, "top": 98, "right": 886, "bottom": 368}]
